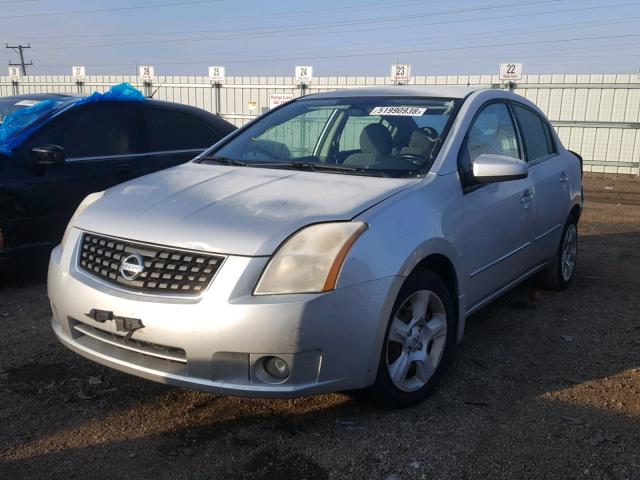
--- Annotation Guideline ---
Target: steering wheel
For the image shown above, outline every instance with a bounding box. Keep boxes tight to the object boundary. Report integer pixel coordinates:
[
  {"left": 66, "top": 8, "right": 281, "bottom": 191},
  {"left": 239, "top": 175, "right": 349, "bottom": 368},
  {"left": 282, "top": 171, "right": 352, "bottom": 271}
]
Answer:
[{"left": 395, "top": 153, "right": 425, "bottom": 167}]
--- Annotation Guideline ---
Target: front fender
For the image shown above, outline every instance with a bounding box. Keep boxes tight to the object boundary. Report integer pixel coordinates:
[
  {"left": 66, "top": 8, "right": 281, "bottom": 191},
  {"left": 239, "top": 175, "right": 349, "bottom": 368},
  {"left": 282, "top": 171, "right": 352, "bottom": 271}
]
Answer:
[{"left": 337, "top": 175, "right": 467, "bottom": 342}]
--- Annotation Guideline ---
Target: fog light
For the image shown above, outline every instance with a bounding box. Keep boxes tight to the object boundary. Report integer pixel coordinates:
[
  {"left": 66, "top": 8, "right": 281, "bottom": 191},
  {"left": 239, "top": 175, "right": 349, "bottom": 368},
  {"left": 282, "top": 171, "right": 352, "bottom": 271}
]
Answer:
[{"left": 263, "top": 356, "right": 290, "bottom": 379}]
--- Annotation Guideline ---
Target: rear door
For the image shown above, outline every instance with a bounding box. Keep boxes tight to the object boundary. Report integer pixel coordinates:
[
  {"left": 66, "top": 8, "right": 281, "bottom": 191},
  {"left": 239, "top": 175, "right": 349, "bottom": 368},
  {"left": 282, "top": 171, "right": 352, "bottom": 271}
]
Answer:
[
  {"left": 9, "top": 102, "right": 141, "bottom": 249},
  {"left": 511, "top": 102, "right": 569, "bottom": 264},
  {"left": 139, "top": 105, "right": 225, "bottom": 170},
  {"left": 455, "top": 101, "right": 536, "bottom": 310}
]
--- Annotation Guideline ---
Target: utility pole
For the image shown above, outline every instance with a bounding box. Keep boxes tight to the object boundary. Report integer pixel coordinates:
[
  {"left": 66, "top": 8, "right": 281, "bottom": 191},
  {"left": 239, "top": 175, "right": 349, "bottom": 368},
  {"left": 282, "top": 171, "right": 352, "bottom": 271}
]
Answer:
[{"left": 6, "top": 43, "right": 33, "bottom": 75}]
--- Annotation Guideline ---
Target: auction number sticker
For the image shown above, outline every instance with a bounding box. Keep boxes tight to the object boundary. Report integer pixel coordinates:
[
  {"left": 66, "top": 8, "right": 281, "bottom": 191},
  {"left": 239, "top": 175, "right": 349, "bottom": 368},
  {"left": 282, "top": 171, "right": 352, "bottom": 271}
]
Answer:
[
  {"left": 15, "top": 100, "right": 40, "bottom": 107},
  {"left": 370, "top": 106, "right": 427, "bottom": 116}
]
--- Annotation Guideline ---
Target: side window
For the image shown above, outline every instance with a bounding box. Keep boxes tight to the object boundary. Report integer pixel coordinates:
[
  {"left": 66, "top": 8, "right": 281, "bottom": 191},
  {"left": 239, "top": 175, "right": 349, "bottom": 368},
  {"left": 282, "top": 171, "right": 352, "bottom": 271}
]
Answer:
[
  {"left": 143, "top": 107, "right": 220, "bottom": 152},
  {"left": 466, "top": 103, "right": 520, "bottom": 162},
  {"left": 512, "top": 104, "right": 553, "bottom": 162},
  {"left": 253, "top": 108, "right": 334, "bottom": 159},
  {"left": 29, "top": 104, "right": 138, "bottom": 158},
  {"left": 338, "top": 116, "right": 390, "bottom": 152}
]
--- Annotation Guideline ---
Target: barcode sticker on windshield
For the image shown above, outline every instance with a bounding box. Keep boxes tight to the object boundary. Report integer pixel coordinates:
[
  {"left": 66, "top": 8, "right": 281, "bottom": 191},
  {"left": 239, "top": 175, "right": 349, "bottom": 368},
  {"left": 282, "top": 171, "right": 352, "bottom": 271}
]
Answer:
[
  {"left": 370, "top": 106, "right": 427, "bottom": 116},
  {"left": 15, "top": 100, "right": 41, "bottom": 107}
]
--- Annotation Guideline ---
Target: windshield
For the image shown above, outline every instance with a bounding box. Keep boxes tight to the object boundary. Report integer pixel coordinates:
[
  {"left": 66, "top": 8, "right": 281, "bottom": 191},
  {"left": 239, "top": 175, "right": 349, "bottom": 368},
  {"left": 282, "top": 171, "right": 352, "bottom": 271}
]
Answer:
[
  {"left": 0, "top": 98, "right": 45, "bottom": 125},
  {"left": 0, "top": 97, "right": 73, "bottom": 155},
  {"left": 206, "top": 96, "right": 459, "bottom": 177}
]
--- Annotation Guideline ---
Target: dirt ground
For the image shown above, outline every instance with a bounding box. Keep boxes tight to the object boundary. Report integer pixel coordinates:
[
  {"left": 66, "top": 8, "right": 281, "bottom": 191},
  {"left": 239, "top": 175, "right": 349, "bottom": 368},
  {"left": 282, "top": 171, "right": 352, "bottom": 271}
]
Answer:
[{"left": 0, "top": 173, "right": 639, "bottom": 480}]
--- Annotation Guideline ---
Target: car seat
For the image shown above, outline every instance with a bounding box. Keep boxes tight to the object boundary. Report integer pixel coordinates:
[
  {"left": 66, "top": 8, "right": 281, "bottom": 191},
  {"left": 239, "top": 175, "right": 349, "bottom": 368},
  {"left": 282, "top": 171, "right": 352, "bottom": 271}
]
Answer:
[{"left": 344, "top": 123, "right": 394, "bottom": 167}]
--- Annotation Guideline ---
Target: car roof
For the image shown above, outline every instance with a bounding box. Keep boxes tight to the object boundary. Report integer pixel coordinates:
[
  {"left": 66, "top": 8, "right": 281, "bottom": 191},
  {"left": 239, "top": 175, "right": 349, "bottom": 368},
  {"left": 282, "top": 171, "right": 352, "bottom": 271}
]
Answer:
[
  {"left": 1, "top": 93, "right": 80, "bottom": 101},
  {"left": 305, "top": 85, "right": 487, "bottom": 100}
]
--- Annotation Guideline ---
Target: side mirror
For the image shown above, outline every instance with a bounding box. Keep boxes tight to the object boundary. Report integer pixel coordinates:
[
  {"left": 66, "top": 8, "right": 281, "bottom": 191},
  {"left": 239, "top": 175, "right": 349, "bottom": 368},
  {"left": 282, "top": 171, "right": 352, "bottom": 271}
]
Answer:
[
  {"left": 32, "top": 145, "right": 65, "bottom": 166},
  {"left": 473, "top": 153, "right": 527, "bottom": 183}
]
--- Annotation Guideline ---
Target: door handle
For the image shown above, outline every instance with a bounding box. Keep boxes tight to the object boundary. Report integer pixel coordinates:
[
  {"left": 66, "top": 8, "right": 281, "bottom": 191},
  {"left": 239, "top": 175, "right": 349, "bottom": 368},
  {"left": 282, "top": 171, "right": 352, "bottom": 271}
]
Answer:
[
  {"left": 521, "top": 189, "right": 534, "bottom": 207},
  {"left": 559, "top": 172, "right": 569, "bottom": 184}
]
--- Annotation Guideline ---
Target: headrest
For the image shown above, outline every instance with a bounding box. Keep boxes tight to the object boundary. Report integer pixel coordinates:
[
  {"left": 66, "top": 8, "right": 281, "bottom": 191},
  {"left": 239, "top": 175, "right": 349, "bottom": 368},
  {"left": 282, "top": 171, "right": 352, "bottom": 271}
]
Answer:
[
  {"left": 409, "top": 130, "right": 434, "bottom": 149},
  {"left": 360, "top": 123, "right": 392, "bottom": 154}
]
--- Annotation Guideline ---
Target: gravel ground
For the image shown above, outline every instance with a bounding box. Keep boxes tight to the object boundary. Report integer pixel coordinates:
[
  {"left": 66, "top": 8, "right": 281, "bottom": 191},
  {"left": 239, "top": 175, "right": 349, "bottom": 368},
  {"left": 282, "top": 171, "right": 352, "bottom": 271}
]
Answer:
[{"left": 0, "top": 173, "right": 639, "bottom": 480}]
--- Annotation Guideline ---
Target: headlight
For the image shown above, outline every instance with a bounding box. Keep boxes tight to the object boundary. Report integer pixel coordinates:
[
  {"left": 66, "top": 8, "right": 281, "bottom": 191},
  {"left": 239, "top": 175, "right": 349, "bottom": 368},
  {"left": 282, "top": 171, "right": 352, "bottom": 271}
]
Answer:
[
  {"left": 254, "top": 222, "right": 368, "bottom": 295},
  {"left": 60, "top": 191, "right": 104, "bottom": 252}
]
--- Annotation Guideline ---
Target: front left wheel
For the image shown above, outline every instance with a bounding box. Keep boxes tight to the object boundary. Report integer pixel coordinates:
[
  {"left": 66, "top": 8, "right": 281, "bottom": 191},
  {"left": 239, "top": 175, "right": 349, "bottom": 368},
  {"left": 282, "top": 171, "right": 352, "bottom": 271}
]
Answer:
[{"left": 369, "top": 270, "right": 455, "bottom": 408}]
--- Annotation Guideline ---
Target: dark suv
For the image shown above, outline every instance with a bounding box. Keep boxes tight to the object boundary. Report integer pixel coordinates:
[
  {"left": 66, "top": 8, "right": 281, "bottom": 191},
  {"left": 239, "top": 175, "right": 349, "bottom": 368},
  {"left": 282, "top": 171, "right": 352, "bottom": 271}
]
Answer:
[{"left": 0, "top": 92, "right": 235, "bottom": 264}]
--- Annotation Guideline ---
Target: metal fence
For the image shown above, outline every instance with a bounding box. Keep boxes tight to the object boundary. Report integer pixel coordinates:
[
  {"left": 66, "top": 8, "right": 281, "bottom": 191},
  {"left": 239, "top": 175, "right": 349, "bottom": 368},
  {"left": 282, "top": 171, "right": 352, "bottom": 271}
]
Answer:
[{"left": 2, "top": 73, "right": 639, "bottom": 175}]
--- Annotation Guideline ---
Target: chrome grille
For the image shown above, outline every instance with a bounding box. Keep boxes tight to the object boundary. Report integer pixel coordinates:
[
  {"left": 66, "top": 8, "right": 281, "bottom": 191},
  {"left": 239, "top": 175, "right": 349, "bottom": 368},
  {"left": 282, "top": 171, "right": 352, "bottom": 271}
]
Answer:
[{"left": 78, "top": 232, "right": 224, "bottom": 296}]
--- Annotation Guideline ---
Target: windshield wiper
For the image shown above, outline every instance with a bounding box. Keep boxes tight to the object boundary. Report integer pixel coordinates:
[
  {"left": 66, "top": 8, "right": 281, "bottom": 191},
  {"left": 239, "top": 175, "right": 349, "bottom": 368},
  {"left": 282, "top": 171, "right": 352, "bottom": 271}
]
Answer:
[
  {"left": 199, "top": 155, "right": 248, "bottom": 167},
  {"left": 256, "top": 162, "right": 391, "bottom": 177}
]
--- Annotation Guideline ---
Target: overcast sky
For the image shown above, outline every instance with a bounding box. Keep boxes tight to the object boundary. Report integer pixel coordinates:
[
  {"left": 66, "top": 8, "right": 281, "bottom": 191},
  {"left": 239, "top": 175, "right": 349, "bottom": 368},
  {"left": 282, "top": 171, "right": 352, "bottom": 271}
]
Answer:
[{"left": 1, "top": 0, "right": 639, "bottom": 77}]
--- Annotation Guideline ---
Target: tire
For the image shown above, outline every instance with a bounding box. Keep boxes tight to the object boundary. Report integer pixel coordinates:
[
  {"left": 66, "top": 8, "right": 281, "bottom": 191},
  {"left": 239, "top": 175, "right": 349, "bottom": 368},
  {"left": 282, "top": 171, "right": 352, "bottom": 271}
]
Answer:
[
  {"left": 536, "top": 215, "right": 579, "bottom": 291},
  {"left": 368, "top": 269, "right": 455, "bottom": 408}
]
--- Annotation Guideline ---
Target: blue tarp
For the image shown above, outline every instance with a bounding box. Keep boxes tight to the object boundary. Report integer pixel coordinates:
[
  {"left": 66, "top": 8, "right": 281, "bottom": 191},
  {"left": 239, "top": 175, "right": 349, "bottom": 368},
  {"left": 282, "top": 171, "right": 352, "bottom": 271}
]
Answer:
[{"left": 0, "top": 83, "right": 145, "bottom": 156}]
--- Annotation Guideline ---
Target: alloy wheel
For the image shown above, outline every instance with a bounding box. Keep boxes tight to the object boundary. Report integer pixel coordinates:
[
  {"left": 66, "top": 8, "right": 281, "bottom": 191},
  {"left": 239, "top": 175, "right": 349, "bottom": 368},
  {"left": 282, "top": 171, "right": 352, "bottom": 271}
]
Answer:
[
  {"left": 561, "top": 224, "right": 578, "bottom": 282},
  {"left": 386, "top": 290, "right": 447, "bottom": 392}
]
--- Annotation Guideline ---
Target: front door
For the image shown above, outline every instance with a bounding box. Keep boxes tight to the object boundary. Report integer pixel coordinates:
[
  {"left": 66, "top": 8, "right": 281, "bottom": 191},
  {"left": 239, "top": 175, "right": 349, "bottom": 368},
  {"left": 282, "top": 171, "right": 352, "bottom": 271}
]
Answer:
[
  {"left": 9, "top": 102, "right": 142, "bottom": 250},
  {"left": 454, "top": 101, "right": 536, "bottom": 310}
]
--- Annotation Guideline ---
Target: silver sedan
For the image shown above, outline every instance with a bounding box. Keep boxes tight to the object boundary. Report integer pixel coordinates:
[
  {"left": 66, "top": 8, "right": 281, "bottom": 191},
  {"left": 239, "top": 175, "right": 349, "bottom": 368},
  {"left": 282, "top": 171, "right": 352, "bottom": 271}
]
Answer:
[{"left": 48, "top": 86, "right": 583, "bottom": 407}]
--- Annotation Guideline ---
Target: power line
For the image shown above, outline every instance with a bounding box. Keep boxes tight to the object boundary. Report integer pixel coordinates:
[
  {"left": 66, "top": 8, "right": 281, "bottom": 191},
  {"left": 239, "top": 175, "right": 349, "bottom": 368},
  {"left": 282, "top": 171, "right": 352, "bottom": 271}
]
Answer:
[
  {"left": 152, "top": 15, "right": 639, "bottom": 64},
  {"left": 4, "top": 0, "right": 433, "bottom": 40},
  {"left": 30, "top": 0, "right": 639, "bottom": 51},
  {"left": 6, "top": 43, "right": 33, "bottom": 75},
  {"left": 213, "top": 32, "right": 640, "bottom": 64},
  {"left": 18, "top": 0, "right": 571, "bottom": 45},
  {"left": 0, "top": 0, "right": 222, "bottom": 20},
  {"left": 31, "top": 33, "right": 640, "bottom": 69}
]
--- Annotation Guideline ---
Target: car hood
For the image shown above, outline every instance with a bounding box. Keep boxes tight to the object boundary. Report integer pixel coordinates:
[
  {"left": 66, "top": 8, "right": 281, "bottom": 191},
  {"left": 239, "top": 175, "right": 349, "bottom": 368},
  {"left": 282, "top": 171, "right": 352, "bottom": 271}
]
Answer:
[{"left": 75, "top": 162, "right": 418, "bottom": 256}]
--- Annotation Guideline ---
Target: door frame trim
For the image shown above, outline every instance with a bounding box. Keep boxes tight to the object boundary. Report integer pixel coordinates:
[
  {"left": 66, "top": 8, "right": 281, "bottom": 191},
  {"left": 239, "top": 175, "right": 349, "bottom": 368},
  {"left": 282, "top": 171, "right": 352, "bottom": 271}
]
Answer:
[
  {"left": 469, "top": 241, "right": 531, "bottom": 278},
  {"left": 466, "top": 259, "right": 549, "bottom": 316},
  {"left": 534, "top": 223, "right": 561, "bottom": 242}
]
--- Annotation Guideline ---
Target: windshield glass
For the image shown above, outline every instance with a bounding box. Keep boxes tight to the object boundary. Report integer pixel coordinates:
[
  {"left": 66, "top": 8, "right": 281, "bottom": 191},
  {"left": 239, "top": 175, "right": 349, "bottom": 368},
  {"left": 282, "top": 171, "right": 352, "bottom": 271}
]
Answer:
[
  {"left": 0, "top": 97, "right": 73, "bottom": 155},
  {"left": 0, "top": 98, "right": 46, "bottom": 125},
  {"left": 208, "top": 96, "right": 459, "bottom": 177}
]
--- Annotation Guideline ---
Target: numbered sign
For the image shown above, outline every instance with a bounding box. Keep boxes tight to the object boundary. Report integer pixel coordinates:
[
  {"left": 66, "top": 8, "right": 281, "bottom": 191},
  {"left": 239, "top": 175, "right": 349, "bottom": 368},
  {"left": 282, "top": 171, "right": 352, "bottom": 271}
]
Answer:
[
  {"left": 499, "top": 63, "right": 523, "bottom": 81},
  {"left": 295, "top": 65, "right": 313, "bottom": 83},
  {"left": 391, "top": 64, "right": 411, "bottom": 83},
  {"left": 8, "top": 66, "right": 21, "bottom": 81},
  {"left": 139, "top": 65, "right": 155, "bottom": 82},
  {"left": 208, "top": 66, "right": 225, "bottom": 83},
  {"left": 72, "top": 66, "right": 86, "bottom": 82},
  {"left": 269, "top": 93, "right": 294, "bottom": 109}
]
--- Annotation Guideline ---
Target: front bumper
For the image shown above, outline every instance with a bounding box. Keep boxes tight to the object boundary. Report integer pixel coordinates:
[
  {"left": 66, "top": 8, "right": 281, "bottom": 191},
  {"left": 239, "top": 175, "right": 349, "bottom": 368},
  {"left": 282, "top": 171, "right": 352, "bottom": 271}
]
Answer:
[{"left": 48, "top": 229, "right": 400, "bottom": 397}]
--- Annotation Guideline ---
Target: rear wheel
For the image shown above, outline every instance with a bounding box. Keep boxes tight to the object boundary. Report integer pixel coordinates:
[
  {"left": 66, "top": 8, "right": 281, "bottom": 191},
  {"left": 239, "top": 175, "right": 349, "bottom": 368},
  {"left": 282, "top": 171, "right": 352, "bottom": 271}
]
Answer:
[
  {"left": 536, "top": 215, "right": 578, "bottom": 291},
  {"left": 369, "top": 270, "right": 455, "bottom": 408}
]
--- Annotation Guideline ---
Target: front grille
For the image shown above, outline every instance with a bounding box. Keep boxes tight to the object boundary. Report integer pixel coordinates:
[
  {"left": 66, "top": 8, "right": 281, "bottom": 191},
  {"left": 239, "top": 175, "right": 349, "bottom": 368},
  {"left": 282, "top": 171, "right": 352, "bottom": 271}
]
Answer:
[{"left": 78, "top": 232, "right": 224, "bottom": 296}]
